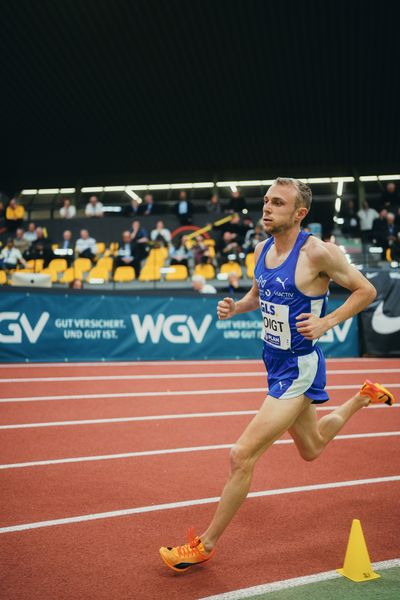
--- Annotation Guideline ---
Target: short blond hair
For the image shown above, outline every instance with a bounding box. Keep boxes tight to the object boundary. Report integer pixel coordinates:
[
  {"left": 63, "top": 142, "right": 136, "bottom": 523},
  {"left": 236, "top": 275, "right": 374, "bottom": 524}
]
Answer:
[{"left": 274, "top": 177, "right": 312, "bottom": 210}]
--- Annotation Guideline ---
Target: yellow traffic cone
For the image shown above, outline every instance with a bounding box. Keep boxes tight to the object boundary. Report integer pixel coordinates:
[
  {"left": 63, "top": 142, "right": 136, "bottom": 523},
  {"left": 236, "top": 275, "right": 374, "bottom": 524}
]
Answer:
[{"left": 337, "top": 519, "right": 380, "bottom": 582}]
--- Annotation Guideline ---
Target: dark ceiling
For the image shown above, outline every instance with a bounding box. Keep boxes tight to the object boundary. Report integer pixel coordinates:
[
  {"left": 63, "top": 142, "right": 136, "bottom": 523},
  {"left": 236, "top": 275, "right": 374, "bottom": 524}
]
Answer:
[{"left": 2, "top": 0, "right": 399, "bottom": 192}]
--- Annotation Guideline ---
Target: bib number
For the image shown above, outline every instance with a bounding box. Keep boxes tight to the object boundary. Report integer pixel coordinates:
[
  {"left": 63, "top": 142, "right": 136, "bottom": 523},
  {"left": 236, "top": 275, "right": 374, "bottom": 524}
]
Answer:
[{"left": 260, "top": 300, "right": 291, "bottom": 350}]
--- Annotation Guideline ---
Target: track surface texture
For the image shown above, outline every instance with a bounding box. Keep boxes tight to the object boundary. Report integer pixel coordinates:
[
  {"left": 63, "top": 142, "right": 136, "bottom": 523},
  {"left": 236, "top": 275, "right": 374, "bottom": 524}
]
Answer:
[{"left": 1, "top": 358, "right": 399, "bottom": 600}]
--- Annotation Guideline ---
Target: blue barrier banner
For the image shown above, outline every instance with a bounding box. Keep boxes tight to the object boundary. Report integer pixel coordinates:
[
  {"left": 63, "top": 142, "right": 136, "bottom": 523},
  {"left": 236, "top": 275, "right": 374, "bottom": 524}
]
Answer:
[{"left": 0, "top": 292, "right": 358, "bottom": 362}]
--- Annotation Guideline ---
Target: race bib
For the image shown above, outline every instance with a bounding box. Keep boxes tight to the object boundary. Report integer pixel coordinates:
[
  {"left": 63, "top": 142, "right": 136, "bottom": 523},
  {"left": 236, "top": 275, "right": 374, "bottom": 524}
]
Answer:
[{"left": 260, "top": 299, "right": 291, "bottom": 350}]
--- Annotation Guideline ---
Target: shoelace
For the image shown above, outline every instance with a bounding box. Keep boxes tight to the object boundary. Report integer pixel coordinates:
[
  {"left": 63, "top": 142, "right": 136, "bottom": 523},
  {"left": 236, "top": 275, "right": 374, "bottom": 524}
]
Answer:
[{"left": 176, "top": 527, "right": 202, "bottom": 558}]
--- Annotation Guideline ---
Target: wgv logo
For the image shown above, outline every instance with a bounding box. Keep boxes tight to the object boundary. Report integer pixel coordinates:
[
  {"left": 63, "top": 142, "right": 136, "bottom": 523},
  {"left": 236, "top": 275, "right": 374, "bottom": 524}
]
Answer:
[
  {"left": 0, "top": 312, "right": 50, "bottom": 343},
  {"left": 130, "top": 314, "right": 212, "bottom": 344}
]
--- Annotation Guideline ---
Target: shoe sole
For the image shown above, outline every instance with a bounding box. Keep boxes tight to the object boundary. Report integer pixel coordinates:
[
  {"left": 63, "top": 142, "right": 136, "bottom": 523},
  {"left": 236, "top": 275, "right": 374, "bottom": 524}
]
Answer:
[
  {"left": 159, "top": 549, "right": 212, "bottom": 573},
  {"left": 362, "top": 381, "right": 395, "bottom": 406}
]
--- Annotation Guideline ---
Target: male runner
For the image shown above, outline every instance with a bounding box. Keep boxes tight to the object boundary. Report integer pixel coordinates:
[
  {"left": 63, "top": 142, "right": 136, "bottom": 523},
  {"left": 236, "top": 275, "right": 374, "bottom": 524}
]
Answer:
[{"left": 159, "top": 177, "right": 395, "bottom": 572}]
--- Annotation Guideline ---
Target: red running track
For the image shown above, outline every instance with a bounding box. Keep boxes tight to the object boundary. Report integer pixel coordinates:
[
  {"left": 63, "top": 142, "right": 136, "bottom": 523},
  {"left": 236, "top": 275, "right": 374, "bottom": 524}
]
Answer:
[{"left": 0, "top": 358, "right": 399, "bottom": 600}]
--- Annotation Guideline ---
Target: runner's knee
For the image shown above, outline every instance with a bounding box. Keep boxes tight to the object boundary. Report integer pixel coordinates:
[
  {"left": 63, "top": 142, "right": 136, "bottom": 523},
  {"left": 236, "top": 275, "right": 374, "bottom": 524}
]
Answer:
[{"left": 229, "top": 444, "right": 256, "bottom": 473}]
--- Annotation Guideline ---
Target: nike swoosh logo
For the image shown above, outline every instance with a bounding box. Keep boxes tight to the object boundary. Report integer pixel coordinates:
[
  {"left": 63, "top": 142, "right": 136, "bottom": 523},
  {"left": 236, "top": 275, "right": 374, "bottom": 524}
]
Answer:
[{"left": 371, "top": 301, "right": 400, "bottom": 334}]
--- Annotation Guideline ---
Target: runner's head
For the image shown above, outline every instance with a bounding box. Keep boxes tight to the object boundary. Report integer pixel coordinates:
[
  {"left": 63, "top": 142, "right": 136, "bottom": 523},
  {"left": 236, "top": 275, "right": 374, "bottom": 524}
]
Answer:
[{"left": 263, "top": 178, "right": 311, "bottom": 235}]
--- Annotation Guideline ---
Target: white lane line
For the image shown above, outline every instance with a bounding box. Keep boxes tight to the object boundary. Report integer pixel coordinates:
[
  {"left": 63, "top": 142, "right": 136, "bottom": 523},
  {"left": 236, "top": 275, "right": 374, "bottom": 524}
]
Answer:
[
  {"left": 1, "top": 475, "right": 399, "bottom": 534},
  {"left": 0, "top": 357, "right": 390, "bottom": 369},
  {"left": 1, "top": 431, "right": 399, "bottom": 470},
  {"left": 1, "top": 383, "right": 399, "bottom": 403},
  {"left": 199, "top": 558, "right": 400, "bottom": 600},
  {"left": 1, "top": 368, "right": 399, "bottom": 383},
  {"left": 0, "top": 406, "right": 398, "bottom": 429}
]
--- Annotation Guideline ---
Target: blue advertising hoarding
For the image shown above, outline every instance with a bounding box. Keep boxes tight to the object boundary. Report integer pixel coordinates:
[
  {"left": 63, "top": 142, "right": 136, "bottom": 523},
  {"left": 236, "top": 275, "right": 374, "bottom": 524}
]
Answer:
[{"left": 0, "top": 291, "right": 358, "bottom": 362}]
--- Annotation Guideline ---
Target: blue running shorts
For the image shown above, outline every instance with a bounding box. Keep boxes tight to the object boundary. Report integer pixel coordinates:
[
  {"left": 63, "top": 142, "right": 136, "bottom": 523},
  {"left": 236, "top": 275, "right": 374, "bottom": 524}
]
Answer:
[{"left": 262, "top": 344, "right": 329, "bottom": 404}]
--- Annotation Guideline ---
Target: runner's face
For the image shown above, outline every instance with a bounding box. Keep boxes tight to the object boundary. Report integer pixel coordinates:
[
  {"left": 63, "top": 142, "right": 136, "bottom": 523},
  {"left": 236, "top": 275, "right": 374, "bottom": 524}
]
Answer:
[{"left": 262, "top": 184, "right": 299, "bottom": 234}]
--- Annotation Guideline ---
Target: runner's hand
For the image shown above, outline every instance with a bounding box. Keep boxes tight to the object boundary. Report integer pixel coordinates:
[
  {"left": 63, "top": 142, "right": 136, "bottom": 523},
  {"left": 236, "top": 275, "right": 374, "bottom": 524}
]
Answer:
[
  {"left": 295, "top": 313, "right": 328, "bottom": 340},
  {"left": 217, "top": 297, "right": 236, "bottom": 320}
]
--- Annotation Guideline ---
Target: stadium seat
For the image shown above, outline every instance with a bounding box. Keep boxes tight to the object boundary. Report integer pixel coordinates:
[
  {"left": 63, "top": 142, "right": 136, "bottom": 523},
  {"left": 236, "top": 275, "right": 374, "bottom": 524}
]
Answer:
[
  {"left": 60, "top": 268, "right": 81, "bottom": 284},
  {"left": 97, "top": 256, "right": 114, "bottom": 271},
  {"left": 0, "top": 271, "right": 7, "bottom": 285},
  {"left": 40, "top": 268, "right": 58, "bottom": 283},
  {"left": 113, "top": 266, "right": 136, "bottom": 282},
  {"left": 108, "top": 242, "right": 119, "bottom": 255},
  {"left": 86, "top": 266, "right": 110, "bottom": 283},
  {"left": 245, "top": 253, "right": 255, "bottom": 278},
  {"left": 220, "top": 261, "right": 243, "bottom": 278},
  {"left": 139, "top": 263, "right": 161, "bottom": 281},
  {"left": 96, "top": 242, "right": 106, "bottom": 255},
  {"left": 386, "top": 248, "right": 392, "bottom": 262},
  {"left": 26, "top": 259, "right": 44, "bottom": 273},
  {"left": 165, "top": 265, "right": 189, "bottom": 281},
  {"left": 147, "top": 248, "right": 168, "bottom": 266},
  {"left": 73, "top": 258, "right": 92, "bottom": 273},
  {"left": 48, "top": 258, "right": 68, "bottom": 273},
  {"left": 193, "top": 263, "right": 216, "bottom": 280}
]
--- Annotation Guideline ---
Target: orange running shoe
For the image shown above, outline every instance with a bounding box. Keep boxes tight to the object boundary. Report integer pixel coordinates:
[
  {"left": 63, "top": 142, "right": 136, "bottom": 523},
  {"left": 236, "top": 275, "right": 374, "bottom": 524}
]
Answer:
[
  {"left": 159, "top": 528, "right": 215, "bottom": 572},
  {"left": 359, "top": 380, "right": 395, "bottom": 406}
]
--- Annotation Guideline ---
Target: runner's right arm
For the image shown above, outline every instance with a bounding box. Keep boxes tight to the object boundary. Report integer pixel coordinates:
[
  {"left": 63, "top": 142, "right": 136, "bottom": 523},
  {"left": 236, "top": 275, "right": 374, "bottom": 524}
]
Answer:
[{"left": 217, "top": 240, "right": 266, "bottom": 320}]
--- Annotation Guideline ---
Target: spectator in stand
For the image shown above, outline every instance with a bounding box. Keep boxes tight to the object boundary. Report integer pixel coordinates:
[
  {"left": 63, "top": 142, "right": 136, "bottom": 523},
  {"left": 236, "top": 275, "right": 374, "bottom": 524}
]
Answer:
[
  {"left": 140, "top": 193, "right": 156, "bottom": 216},
  {"left": 24, "top": 240, "right": 54, "bottom": 268},
  {"left": 5, "top": 198, "right": 25, "bottom": 231},
  {"left": 372, "top": 209, "right": 389, "bottom": 253},
  {"left": 340, "top": 199, "right": 359, "bottom": 237},
  {"left": 31, "top": 226, "right": 51, "bottom": 250},
  {"left": 58, "top": 230, "right": 74, "bottom": 266},
  {"left": 206, "top": 193, "right": 221, "bottom": 213},
  {"left": 217, "top": 231, "right": 242, "bottom": 264},
  {"left": 70, "top": 279, "right": 83, "bottom": 289},
  {"left": 169, "top": 236, "right": 193, "bottom": 270},
  {"left": 381, "top": 182, "right": 399, "bottom": 212},
  {"left": 123, "top": 198, "right": 141, "bottom": 217},
  {"left": 175, "top": 190, "right": 193, "bottom": 225},
  {"left": 192, "top": 234, "right": 212, "bottom": 265},
  {"left": 192, "top": 275, "right": 216, "bottom": 294},
  {"left": 23, "top": 222, "right": 37, "bottom": 243},
  {"left": 75, "top": 229, "right": 97, "bottom": 261},
  {"left": 0, "top": 238, "right": 27, "bottom": 270},
  {"left": 13, "top": 228, "right": 30, "bottom": 255},
  {"left": 243, "top": 223, "right": 268, "bottom": 253},
  {"left": 85, "top": 195, "right": 104, "bottom": 218},
  {"left": 390, "top": 232, "right": 400, "bottom": 262},
  {"left": 225, "top": 272, "right": 247, "bottom": 294},
  {"left": 115, "top": 230, "right": 141, "bottom": 277},
  {"left": 150, "top": 220, "right": 171, "bottom": 247},
  {"left": 130, "top": 219, "right": 149, "bottom": 262},
  {"left": 386, "top": 212, "right": 399, "bottom": 245},
  {"left": 59, "top": 198, "right": 76, "bottom": 219},
  {"left": 227, "top": 190, "right": 247, "bottom": 213},
  {"left": 357, "top": 200, "right": 379, "bottom": 244}
]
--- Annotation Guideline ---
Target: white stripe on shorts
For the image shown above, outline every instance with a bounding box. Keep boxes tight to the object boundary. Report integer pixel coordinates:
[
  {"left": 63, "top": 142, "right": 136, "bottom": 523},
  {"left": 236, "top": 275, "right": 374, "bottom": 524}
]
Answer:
[{"left": 280, "top": 351, "right": 319, "bottom": 399}]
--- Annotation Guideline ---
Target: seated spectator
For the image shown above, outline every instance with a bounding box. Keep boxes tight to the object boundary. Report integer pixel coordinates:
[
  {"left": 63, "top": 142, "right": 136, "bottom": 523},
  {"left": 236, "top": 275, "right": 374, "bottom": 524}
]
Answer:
[
  {"left": 13, "top": 228, "right": 30, "bottom": 255},
  {"left": 387, "top": 212, "right": 399, "bottom": 244},
  {"left": 140, "top": 193, "right": 156, "bottom": 216},
  {"left": 169, "top": 236, "right": 192, "bottom": 269},
  {"left": 340, "top": 199, "right": 359, "bottom": 237},
  {"left": 115, "top": 230, "right": 141, "bottom": 277},
  {"left": 58, "top": 230, "right": 74, "bottom": 266},
  {"left": 5, "top": 198, "right": 25, "bottom": 231},
  {"left": 381, "top": 182, "right": 399, "bottom": 212},
  {"left": 24, "top": 241, "right": 54, "bottom": 268},
  {"left": 31, "top": 226, "right": 51, "bottom": 249},
  {"left": 372, "top": 209, "right": 389, "bottom": 251},
  {"left": 150, "top": 220, "right": 171, "bottom": 247},
  {"left": 192, "top": 275, "right": 216, "bottom": 294},
  {"left": 227, "top": 190, "right": 247, "bottom": 213},
  {"left": 23, "top": 222, "right": 37, "bottom": 243},
  {"left": 123, "top": 198, "right": 141, "bottom": 217},
  {"left": 390, "top": 232, "right": 400, "bottom": 262},
  {"left": 217, "top": 231, "right": 242, "bottom": 263},
  {"left": 225, "top": 272, "right": 248, "bottom": 294},
  {"left": 206, "top": 193, "right": 222, "bottom": 213},
  {"left": 70, "top": 279, "right": 83, "bottom": 290},
  {"left": 243, "top": 224, "right": 267, "bottom": 252},
  {"left": 175, "top": 190, "right": 194, "bottom": 224},
  {"left": 357, "top": 200, "right": 379, "bottom": 244},
  {"left": 130, "top": 219, "right": 149, "bottom": 262},
  {"left": 75, "top": 229, "right": 97, "bottom": 261},
  {"left": 0, "top": 238, "right": 27, "bottom": 270},
  {"left": 59, "top": 198, "right": 76, "bottom": 219},
  {"left": 192, "top": 235, "right": 212, "bottom": 265},
  {"left": 85, "top": 195, "right": 104, "bottom": 218}
]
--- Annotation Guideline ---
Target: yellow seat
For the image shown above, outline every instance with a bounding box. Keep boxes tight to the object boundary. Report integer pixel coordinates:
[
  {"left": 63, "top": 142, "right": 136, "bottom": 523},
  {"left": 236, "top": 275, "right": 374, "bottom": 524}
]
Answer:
[
  {"left": 73, "top": 258, "right": 92, "bottom": 273},
  {"left": 60, "top": 268, "right": 81, "bottom": 284},
  {"left": 51, "top": 244, "right": 59, "bottom": 251},
  {"left": 147, "top": 248, "right": 167, "bottom": 266},
  {"left": 26, "top": 259, "right": 44, "bottom": 273},
  {"left": 193, "top": 263, "right": 216, "bottom": 280},
  {"left": 203, "top": 238, "right": 216, "bottom": 247},
  {"left": 0, "top": 271, "right": 7, "bottom": 285},
  {"left": 113, "top": 266, "right": 136, "bottom": 282},
  {"left": 86, "top": 266, "right": 109, "bottom": 283},
  {"left": 139, "top": 263, "right": 161, "bottom": 281},
  {"left": 48, "top": 258, "right": 67, "bottom": 273},
  {"left": 386, "top": 248, "right": 392, "bottom": 262},
  {"left": 165, "top": 265, "right": 189, "bottom": 281},
  {"left": 220, "top": 261, "right": 243, "bottom": 278},
  {"left": 97, "top": 256, "right": 114, "bottom": 271},
  {"left": 109, "top": 242, "right": 119, "bottom": 255},
  {"left": 40, "top": 268, "right": 58, "bottom": 283},
  {"left": 96, "top": 242, "right": 106, "bottom": 255},
  {"left": 245, "top": 253, "right": 255, "bottom": 278}
]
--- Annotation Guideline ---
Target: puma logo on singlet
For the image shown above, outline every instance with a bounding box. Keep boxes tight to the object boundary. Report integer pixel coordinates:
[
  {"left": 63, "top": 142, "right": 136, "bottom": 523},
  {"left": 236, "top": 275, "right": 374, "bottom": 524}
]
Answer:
[{"left": 276, "top": 276, "right": 288, "bottom": 290}]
